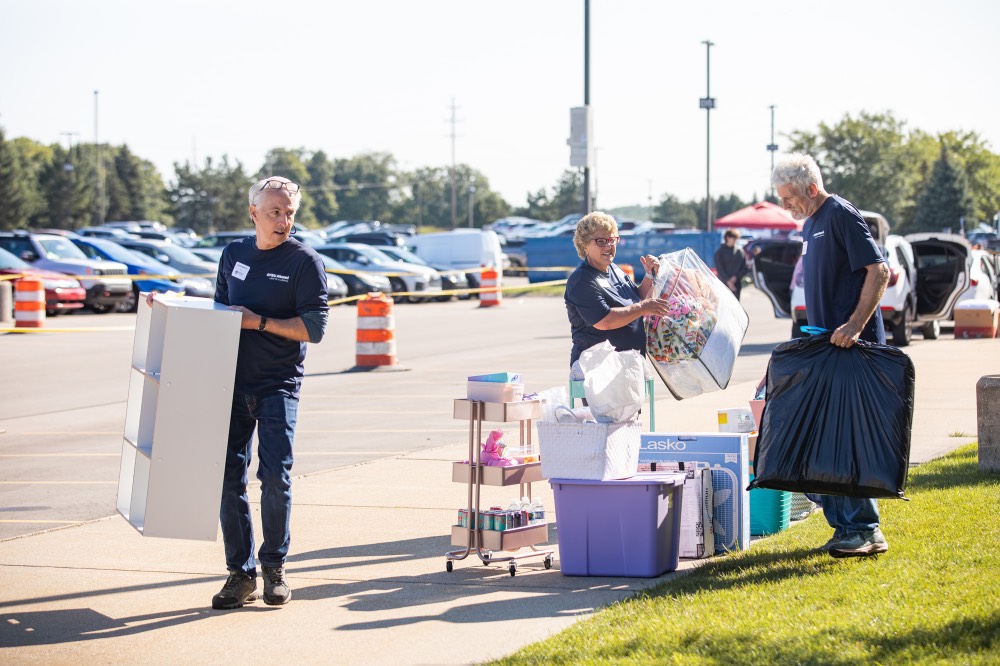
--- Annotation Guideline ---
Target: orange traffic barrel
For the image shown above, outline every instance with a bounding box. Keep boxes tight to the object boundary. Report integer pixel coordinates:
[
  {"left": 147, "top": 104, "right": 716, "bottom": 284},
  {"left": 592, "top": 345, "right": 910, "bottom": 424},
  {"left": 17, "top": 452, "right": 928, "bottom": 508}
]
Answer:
[
  {"left": 478, "top": 268, "right": 501, "bottom": 308},
  {"left": 355, "top": 292, "right": 397, "bottom": 367},
  {"left": 14, "top": 277, "right": 45, "bottom": 328}
]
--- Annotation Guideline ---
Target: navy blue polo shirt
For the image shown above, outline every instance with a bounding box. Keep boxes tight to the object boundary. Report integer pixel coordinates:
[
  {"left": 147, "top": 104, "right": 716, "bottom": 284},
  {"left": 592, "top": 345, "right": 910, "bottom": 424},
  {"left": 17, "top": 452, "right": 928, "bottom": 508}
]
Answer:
[
  {"left": 564, "top": 260, "right": 644, "bottom": 366},
  {"left": 216, "top": 236, "right": 329, "bottom": 397},
  {"left": 802, "top": 195, "right": 885, "bottom": 343}
]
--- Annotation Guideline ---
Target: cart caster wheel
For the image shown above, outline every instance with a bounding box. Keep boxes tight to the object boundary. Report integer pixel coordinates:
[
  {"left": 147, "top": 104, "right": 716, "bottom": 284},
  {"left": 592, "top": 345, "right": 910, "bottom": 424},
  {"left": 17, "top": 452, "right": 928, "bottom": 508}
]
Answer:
[
  {"left": 508, "top": 563, "right": 517, "bottom": 577},
  {"left": 544, "top": 556, "right": 553, "bottom": 570},
  {"left": 446, "top": 560, "right": 453, "bottom": 572}
]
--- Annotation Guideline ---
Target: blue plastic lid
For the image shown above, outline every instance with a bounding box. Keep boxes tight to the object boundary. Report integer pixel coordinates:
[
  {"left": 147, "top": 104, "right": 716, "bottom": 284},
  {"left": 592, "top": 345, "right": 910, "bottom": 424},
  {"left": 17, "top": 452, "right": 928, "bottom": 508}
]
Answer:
[{"left": 549, "top": 472, "right": 686, "bottom": 487}]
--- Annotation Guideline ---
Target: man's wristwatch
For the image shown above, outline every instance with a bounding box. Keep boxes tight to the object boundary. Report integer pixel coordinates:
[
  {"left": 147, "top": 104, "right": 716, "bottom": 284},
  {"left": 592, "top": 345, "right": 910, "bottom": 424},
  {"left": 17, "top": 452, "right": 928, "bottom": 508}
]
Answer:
[{"left": 258, "top": 316, "right": 267, "bottom": 332}]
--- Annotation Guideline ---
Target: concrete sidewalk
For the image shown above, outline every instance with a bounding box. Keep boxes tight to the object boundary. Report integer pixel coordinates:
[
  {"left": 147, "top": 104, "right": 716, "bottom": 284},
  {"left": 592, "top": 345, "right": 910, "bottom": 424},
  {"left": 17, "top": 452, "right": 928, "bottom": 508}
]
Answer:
[{"left": 1, "top": 291, "right": 993, "bottom": 665}]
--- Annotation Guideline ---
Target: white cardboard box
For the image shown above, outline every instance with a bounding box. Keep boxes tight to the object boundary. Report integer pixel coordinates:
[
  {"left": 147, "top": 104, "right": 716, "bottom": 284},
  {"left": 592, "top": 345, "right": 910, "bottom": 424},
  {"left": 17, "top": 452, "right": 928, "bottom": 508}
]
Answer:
[{"left": 717, "top": 407, "right": 755, "bottom": 433}]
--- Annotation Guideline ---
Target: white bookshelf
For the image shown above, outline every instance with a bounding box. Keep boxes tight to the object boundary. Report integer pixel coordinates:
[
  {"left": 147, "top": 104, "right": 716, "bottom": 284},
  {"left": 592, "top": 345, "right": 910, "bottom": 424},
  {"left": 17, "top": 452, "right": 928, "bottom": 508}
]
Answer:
[{"left": 117, "top": 294, "right": 242, "bottom": 540}]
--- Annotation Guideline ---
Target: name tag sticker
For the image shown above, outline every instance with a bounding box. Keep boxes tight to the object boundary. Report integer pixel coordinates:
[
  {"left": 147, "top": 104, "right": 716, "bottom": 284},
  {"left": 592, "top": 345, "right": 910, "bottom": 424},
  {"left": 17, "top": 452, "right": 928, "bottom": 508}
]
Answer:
[
  {"left": 802, "top": 241, "right": 808, "bottom": 255},
  {"left": 596, "top": 277, "right": 611, "bottom": 290},
  {"left": 232, "top": 262, "right": 250, "bottom": 281}
]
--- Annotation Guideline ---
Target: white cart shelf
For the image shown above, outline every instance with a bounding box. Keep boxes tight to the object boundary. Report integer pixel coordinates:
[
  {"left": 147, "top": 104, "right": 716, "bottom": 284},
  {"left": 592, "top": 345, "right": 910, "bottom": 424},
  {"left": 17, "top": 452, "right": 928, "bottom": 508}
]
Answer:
[
  {"left": 117, "top": 294, "right": 242, "bottom": 540},
  {"left": 445, "top": 398, "right": 554, "bottom": 576}
]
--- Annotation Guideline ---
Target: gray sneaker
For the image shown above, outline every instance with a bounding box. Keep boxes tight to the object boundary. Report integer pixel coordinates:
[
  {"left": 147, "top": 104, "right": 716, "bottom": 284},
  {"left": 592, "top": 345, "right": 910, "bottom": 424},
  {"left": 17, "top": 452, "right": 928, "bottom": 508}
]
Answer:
[
  {"left": 212, "top": 572, "right": 258, "bottom": 610},
  {"left": 829, "top": 528, "right": 889, "bottom": 558},
  {"left": 814, "top": 531, "right": 846, "bottom": 553},
  {"left": 262, "top": 565, "right": 291, "bottom": 606}
]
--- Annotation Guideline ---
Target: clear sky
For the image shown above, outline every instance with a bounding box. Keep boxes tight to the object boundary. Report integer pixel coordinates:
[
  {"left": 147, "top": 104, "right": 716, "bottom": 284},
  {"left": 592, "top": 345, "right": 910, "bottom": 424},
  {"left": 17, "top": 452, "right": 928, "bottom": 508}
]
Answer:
[{"left": 2, "top": 0, "right": 998, "bottom": 214}]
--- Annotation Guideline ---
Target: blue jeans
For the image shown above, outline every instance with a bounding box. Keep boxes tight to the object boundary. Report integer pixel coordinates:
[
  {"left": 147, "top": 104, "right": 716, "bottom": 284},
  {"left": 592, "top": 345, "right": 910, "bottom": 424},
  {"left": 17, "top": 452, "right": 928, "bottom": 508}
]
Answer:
[
  {"left": 220, "top": 390, "right": 298, "bottom": 575},
  {"left": 807, "top": 494, "right": 880, "bottom": 534}
]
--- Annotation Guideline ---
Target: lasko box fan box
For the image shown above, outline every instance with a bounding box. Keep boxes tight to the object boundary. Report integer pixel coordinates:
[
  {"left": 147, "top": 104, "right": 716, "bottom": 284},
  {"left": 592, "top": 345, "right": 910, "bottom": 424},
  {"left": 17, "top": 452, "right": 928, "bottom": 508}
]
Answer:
[{"left": 638, "top": 433, "right": 750, "bottom": 552}]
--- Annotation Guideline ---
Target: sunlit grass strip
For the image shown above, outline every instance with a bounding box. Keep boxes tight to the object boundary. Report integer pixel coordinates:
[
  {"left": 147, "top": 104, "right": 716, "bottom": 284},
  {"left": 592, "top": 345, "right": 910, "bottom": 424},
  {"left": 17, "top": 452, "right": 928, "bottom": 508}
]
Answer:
[{"left": 493, "top": 444, "right": 1000, "bottom": 666}]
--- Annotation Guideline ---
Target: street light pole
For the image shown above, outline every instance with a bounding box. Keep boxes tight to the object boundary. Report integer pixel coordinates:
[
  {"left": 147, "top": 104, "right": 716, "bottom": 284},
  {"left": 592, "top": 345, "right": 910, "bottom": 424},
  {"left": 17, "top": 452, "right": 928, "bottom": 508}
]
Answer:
[
  {"left": 94, "top": 90, "right": 105, "bottom": 226},
  {"left": 450, "top": 98, "right": 458, "bottom": 229},
  {"left": 582, "top": 0, "right": 591, "bottom": 215},
  {"left": 767, "top": 105, "right": 779, "bottom": 199},
  {"left": 468, "top": 186, "right": 476, "bottom": 228},
  {"left": 700, "top": 41, "right": 715, "bottom": 232}
]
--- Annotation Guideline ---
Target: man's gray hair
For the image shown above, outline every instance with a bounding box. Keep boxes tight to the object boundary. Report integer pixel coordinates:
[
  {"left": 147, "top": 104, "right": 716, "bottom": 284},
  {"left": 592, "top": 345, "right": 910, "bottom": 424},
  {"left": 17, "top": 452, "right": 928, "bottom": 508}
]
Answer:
[
  {"left": 771, "top": 153, "right": 824, "bottom": 192},
  {"left": 249, "top": 176, "right": 302, "bottom": 207}
]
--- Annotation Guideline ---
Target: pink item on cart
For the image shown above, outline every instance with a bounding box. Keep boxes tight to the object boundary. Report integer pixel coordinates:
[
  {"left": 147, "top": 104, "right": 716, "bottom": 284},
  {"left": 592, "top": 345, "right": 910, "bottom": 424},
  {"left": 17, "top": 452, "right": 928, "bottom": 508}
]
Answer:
[{"left": 481, "top": 429, "right": 515, "bottom": 467}]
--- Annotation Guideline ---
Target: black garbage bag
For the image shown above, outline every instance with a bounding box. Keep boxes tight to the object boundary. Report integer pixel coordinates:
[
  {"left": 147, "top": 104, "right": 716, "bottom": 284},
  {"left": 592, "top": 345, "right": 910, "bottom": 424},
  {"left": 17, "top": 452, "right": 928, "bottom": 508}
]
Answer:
[{"left": 749, "top": 332, "right": 914, "bottom": 498}]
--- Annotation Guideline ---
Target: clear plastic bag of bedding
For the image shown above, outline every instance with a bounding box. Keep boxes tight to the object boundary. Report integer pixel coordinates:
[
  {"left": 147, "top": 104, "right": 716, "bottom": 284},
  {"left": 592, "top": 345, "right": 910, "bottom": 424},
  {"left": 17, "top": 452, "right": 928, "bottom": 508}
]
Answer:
[{"left": 645, "top": 248, "right": 749, "bottom": 399}]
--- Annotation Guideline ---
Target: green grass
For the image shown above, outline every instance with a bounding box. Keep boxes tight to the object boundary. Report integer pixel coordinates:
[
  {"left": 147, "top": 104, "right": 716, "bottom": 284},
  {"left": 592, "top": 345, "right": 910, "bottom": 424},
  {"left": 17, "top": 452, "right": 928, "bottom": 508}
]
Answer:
[{"left": 492, "top": 445, "right": 1000, "bottom": 666}]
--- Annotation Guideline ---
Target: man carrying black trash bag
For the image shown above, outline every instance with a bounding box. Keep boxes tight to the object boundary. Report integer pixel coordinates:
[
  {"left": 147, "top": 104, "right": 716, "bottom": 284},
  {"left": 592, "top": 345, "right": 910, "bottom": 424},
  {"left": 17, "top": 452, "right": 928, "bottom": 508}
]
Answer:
[{"left": 772, "top": 154, "right": 891, "bottom": 558}]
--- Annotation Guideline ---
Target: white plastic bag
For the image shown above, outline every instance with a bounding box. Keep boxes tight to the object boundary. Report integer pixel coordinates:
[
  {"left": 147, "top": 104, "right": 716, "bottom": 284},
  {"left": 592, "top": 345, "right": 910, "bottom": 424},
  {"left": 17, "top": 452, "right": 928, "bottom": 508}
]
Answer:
[
  {"left": 578, "top": 341, "right": 644, "bottom": 423},
  {"left": 535, "top": 385, "right": 570, "bottom": 423}
]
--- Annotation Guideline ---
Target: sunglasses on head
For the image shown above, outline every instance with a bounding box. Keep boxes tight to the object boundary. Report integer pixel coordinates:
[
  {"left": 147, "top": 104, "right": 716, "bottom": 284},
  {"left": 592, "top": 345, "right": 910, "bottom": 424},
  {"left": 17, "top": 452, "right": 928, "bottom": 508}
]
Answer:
[{"left": 259, "top": 178, "right": 300, "bottom": 194}]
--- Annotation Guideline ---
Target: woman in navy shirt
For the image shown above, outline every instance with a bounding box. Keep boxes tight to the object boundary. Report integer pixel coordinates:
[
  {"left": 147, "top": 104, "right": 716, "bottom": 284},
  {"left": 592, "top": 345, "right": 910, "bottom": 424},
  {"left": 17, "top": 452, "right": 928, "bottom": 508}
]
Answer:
[{"left": 564, "top": 211, "right": 670, "bottom": 369}]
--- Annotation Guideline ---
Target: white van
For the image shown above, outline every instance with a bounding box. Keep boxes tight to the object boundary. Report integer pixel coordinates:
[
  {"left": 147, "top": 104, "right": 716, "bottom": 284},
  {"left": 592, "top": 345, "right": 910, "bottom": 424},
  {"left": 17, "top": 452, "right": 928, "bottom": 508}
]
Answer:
[{"left": 407, "top": 230, "right": 504, "bottom": 272}]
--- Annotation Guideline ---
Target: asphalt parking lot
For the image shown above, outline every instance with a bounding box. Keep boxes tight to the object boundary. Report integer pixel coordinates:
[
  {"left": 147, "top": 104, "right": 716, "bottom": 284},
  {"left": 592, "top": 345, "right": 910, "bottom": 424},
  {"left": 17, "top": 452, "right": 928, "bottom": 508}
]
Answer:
[
  {"left": 0, "top": 285, "right": 988, "bottom": 542},
  {"left": 2, "top": 284, "right": 995, "bottom": 664}
]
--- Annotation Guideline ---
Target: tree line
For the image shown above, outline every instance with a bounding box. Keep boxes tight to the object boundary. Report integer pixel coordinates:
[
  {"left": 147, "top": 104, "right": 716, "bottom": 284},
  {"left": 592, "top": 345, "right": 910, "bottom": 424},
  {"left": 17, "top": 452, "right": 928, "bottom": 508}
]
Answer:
[{"left": 1, "top": 110, "right": 998, "bottom": 234}]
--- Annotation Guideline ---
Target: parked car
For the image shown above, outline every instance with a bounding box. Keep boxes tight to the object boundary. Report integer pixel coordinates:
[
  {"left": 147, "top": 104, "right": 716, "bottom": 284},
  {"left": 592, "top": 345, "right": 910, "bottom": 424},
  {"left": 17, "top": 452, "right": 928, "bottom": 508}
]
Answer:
[
  {"left": 904, "top": 232, "right": 994, "bottom": 338},
  {"left": 787, "top": 234, "right": 919, "bottom": 345},
  {"left": 752, "top": 210, "right": 911, "bottom": 341},
  {"left": 189, "top": 247, "right": 224, "bottom": 263},
  {"left": 112, "top": 238, "right": 219, "bottom": 280},
  {"left": 340, "top": 231, "right": 408, "bottom": 247},
  {"left": 486, "top": 216, "right": 544, "bottom": 241},
  {"left": 0, "top": 230, "right": 132, "bottom": 313},
  {"left": 314, "top": 243, "right": 441, "bottom": 302},
  {"left": 71, "top": 236, "right": 209, "bottom": 312},
  {"left": 964, "top": 249, "right": 1000, "bottom": 304},
  {"left": 168, "top": 227, "right": 200, "bottom": 246},
  {"left": 376, "top": 245, "right": 470, "bottom": 300},
  {"left": 75, "top": 226, "right": 138, "bottom": 241},
  {"left": 967, "top": 230, "right": 999, "bottom": 248},
  {"left": 196, "top": 228, "right": 324, "bottom": 249},
  {"left": 316, "top": 253, "right": 391, "bottom": 299},
  {"left": 0, "top": 247, "right": 87, "bottom": 316},
  {"left": 194, "top": 231, "right": 255, "bottom": 248},
  {"left": 320, "top": 264, "right": 350, "bottom": 301},
  {"left": 407, "top": 229, "right": 504, "bottom": 293}
]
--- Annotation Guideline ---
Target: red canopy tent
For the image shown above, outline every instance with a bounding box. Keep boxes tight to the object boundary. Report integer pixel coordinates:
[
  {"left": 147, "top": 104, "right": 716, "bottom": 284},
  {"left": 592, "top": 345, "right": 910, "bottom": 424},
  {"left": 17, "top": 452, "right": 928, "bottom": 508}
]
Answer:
[{"left": 713, "top": 201, "right": 802, "bottom": 231}]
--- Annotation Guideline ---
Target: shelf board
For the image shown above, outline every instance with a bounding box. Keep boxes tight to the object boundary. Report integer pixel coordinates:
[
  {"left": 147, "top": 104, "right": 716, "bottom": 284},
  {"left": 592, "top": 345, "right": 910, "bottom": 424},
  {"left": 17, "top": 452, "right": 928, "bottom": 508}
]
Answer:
[
  {"left": 453, "top": 399, "right": 541, "bottom": 423},
  {"left": 451, "top": 461, "right": 543, "bottom": 486},
  {"left": 450, "top": 522, "right": 549, "bottom": 551},
  {"left": 122, "top": 436, "right": 153, "bottom": 459},
  {"left": 131, "top": 366, "right": 161, "bottom": 383}
]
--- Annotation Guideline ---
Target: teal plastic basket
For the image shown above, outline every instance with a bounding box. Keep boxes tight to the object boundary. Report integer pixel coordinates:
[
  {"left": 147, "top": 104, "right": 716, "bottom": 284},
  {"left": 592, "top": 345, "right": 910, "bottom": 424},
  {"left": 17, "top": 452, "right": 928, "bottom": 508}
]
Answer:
[{"left": 749, "top": 471, "right": 791, "bottom": 536}]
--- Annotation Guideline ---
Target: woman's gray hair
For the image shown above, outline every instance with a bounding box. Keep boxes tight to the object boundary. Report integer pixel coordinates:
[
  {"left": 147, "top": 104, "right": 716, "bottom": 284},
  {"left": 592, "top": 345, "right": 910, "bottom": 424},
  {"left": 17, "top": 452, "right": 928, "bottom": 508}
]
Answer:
[
  {"left": 573, "top": 211, "right": 618, "bottom": 259},
  {"left": 771, "top": 153, "right": 824, "bottom": 192},
  {"left": 249, "top": 176, "right": 302, "bottom": 207}
]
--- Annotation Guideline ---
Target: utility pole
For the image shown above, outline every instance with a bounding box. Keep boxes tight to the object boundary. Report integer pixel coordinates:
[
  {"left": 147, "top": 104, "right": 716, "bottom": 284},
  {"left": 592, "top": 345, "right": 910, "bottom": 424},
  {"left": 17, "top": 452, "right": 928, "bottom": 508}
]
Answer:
[
  {"left": 94, "top": 90, "right": 105, "bottom": 226},
  {"left": 415, "top": 181, "right": 423, "bottom": 231},
  {"left": 449, "top": 97, "right": 458, "bottom": 228},
  {"left": 60, "top": 131, "right": 78, "bottom": 173},
  {"left": 467, "top": 186, "right": 475, "bottom": 228},
  {"left": 767, "top": 105, "right": 778, "bottom": 199},
  {"left": 582, "top": 0, "right": 591, "bottom": 215},
  {"left": 699, "top": 41, "right": 715, "bottom": 232}
]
